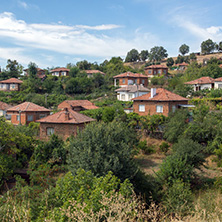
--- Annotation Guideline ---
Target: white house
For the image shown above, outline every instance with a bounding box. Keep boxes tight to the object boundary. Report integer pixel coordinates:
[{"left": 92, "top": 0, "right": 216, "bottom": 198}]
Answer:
[
  {"left": 214, "top": 77, "right": 222, "bottom": 89},
  {"left": 184, "top": 76, "right": 215, "bottom": 91},
  {"left": 115, "top": 85, "right": 150, "bottom": 101}
]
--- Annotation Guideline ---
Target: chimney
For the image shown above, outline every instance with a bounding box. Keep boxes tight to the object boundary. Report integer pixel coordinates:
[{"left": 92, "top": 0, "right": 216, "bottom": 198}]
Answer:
[
  {"left": 64, "top": 108, "right": 69, "bottom": 121},
  {"left": 150, "top": 88, "right": 156, "bottom": 98}
]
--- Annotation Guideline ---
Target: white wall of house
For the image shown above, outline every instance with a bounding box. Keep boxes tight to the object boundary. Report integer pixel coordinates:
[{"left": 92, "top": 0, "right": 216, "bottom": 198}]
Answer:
[
  {"left": 191, "top": 83, "right": 213, "bottom": 91},
  {"left": 117, "top": 91, "right": 148, "bottom": 101},
  {"left": 214, "top": 82, "right": 222, "bottom": 89}
]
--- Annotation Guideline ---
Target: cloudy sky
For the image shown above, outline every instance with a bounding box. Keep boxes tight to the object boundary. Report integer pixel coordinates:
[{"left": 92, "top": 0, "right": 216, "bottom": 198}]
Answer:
[{"left": 0, "top": 0, "right": 222, "bottom": 69}]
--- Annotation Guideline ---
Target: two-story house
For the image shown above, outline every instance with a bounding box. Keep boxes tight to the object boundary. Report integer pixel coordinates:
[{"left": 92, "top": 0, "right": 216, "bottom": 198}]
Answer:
[
  {"left": 113, "top": 72, "right": 148, "bottom": 87},
  {"left": 0, "top": 78, "right": 23, "bottom": 91},
  {"left": 144, "top": 65, "right": 168, "bottom": 78}
]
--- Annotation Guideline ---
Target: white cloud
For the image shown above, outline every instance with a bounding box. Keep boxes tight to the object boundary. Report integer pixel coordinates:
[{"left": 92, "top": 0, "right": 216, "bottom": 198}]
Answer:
[{"left": 0, "top": 12, "right": 157, "bottom": 65}]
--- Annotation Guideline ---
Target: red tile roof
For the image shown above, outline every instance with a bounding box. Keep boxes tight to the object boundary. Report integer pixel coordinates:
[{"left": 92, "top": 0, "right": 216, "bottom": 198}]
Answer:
[
  {"left": 7, "top": 102, "right": 50, "bottom": 112},
  {"left": 132, "top": 88, "right": 188, "bottom": 101},
  {"left": 219, "top": 64, "right": 222, "bottom": 68},
  {"left": 175, "top": 62, "right": 189, "bottom": 66},
  {"left": 0, "top": 101, "right": 11, "bottom": 110},
  {"left": 0, "top": 78, "right": 23, "bottom": 84},
  {"left": 84, "top": 70, "right": 105, "bottom": 75},
  {"left": 115, "top": 85, "right": 150, "bottom": 93},
  {"left": 113, "top": 72, "right": 147, "bottom": 78},
  {"left": 145, "top": 65, "right": 168, "bottom": 69},
  {"left": 59, "top": 100, "right": 98, "bottom": 110},
  {"left": 185, "top": 77, "right": 214, "bottom": 85},
  {"left": 37, "top": 109, "right": 95, "bottom": 124},
  {"left": 50, "top": 67, "right": 70, "bottom": 72},
  {"left": 214, "top": 77, "right": 222, "bottom": 82}
]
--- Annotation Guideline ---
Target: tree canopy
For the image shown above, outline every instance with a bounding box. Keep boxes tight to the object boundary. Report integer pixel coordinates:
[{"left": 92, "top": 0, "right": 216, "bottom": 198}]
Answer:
[
  {"left": 179, "top": 44, "right": 189, "bottom": 56},
  {"left": 125, "top": 49, "right": 140, "bottom": 62},
  {"left": 201, "top": 39, "right": 216, "bottom": 54},
  {"left": 149, "top": 46, "right": 168, "bottom": 62}
]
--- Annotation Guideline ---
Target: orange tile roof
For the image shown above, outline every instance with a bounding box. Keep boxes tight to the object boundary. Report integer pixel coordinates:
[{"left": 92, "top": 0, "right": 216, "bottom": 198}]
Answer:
[
  {"left": 84, "top": 70, "right": 105, "bottom": 75},
  {"left": 37, "top": 109, "right": 95, "bottom": 124},
  {"left": 113, "top": 72, "right": 147, "bottom": 78},
  {"left": 0, "top": 78, "right": 23, "bottom": 84},
  {"left": 145, "top": 65, "right": 168, "bottom": 69},
  {"left": 219, "top": 64, "right": 222, "bottom": 68},
  {"left": 214, "top": 77, "right": 222, "bottom": 82},
  {"left": 7, "top": 102, "right": 50, "bottom": 112},
  {"left": 0, "top": 101, "right": 11, "bottom": 110},
  {"left": 176, "top": 62, "right": 189, "bottom": 66},
  {"left": 50, "top": 67, "right": 70, "bottom": 72},
  {"left": 132, "top": 88, "right": 188, "bottom": 101},
  {"left": 185, "top": 77, "right": 214, "bottom": 85},
  {"left": 60, "top": 100, "right": 99, "bottom": 110}
]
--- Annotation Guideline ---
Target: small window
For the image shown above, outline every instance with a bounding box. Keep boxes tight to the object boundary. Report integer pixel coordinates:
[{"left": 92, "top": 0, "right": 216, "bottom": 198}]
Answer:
[
  {"left": 0, "top": 84, "right": 3, "bottom": 88},
  {"left": 17, "top": 115, "right": 20, "bottom": 121},
  {"left": 128, "top": 94, "right": 133, "bottom": 99},
  {"left": 122, "top": 79, "right": 125, "bottom": 84},
  {"left": 11, "top": 84, "right": 15, "bottom": 89},
  {"left": 158, "top": 70, "right": 161, "bottom": 74},
  {"left": 142, "top": 79, "right": 145, "bottom": 84},
  {"left": 39, "top": 114, "right": 46, "bottom": 119},
  {"left": 135, "top": 79, "right": 137, "bottom": 84},
  {"left": 148, "top": 70, "right": 152, "bottom": 74},
  {"left": 156, "top": 105, "right": 163, "bottom": 113},
  {"left": 121, "top": 94, "right": 125, "bottom": 100},
  {"left": 47, "top": 127, "right": 54, "bottom": 135},
  {"left": 164, "top": 70, "right": 167, "bottom": 74},
  {"left": 139, "top": 105, "right": 145, "bottom": 112},
  {"left": 172, "top": 105, "right": 176, "bottom": 113},
  {"left": 27, "top": 115, "right": 33, "bottom": 121}
]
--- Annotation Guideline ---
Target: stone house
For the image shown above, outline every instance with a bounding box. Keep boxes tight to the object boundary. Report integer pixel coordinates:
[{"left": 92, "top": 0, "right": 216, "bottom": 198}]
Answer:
[
  {"left": 50, "top": 67, "right": 70, "bottom": 77},
  {"left": 58, "top": 100, "right": 98, "bottom": 112},
  {"left": 37, "top": 108, "right": 95, "bottom": 140},
  {"left": 113, "top": 72, "right": 148, "bottom": 87},
  {"left": 144, "top": 65, "right": 168, "bottom": 78},
  {"left": 115, "top": 85, "right": 150, "bottom": 101},
  {"left": 0, "top": 78, "right": 23, "bottom": 91},
  {"left": 132, "top": 88, "right": 188, "bottom": 117},
  {"left": 184, "top": 76, "right": 215, "bottom": 91},
  {"left": 7, "top": 102, "right": 50, "bottom": 125}
]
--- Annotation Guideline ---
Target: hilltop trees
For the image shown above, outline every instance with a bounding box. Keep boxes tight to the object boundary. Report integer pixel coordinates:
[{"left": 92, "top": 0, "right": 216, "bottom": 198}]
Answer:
[
  {"left": 125, "top": 49, "right": 140, "bottom": 62},
  {"left": 149, "top": 46, "right": 168, "bottom": 62},
  {"left": 140, "top": 50, "right": 149, "bottom": 61},
  {"left": 201, "top": 39, "right": 216, "bottom": 54},
  {"left": 179, "top": 44, "right": 189, "bottom": 56}
]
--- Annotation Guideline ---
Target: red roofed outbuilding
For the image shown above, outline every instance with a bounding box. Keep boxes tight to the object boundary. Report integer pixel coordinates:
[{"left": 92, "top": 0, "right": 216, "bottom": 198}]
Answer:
[
  {"left": 7, "top": 102, "right": 50, "bottom": 125},
  {"left": 0, "top": 78, "right": 23, "bottom": 91},
  {"left": 132, "top": 88, "right": 188, "bottom": 116},
  {"left": 113, "top": 72, "right": 148, "bottom": 87},
  {"left": 58, "top": 100, "right": 98, "bottom": 112},
  {"left": 37, "top": 108, "right": 95, "bottom": 140}
]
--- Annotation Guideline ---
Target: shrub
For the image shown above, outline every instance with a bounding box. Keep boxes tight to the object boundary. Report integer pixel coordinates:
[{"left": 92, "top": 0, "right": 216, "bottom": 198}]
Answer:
[{"left": 159, "top": 141, "right": 170, "bottom": 154}]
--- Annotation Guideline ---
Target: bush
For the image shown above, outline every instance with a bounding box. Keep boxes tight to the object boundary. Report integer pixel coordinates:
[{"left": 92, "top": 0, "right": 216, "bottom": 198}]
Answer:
[
  {"left": 159, "top": 141, "right": 170, "bottom": 154},
  {"left": 137, "top": 140, "right": 155, "bottom": 154}
]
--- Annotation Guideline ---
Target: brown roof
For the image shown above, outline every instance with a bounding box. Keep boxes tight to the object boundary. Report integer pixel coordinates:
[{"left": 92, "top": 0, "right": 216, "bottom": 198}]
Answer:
[
  {"left": 185, "top": 77, "right": 215, "bottom": 85},
  {"left": 115, "top": 85, "right": 150, "bottom": 93},
  {"left": 84, "top": 70, "right": 105, "bottom": 75},
  {"left": 37, "top": 109, "right": 95, "bottom": 124},
  {"left": 59, "top": 100, "right": 99, "bottom": 110},
  {"left": 7, "top": 102, "right": 50, "bottom": 112},
  {"left": 219, "top": 64, "right": 222, "bottom": 68},
  {"left": 0, "top": 78, "right": 23, "bottom": 84},
  {"left": 50, "top": 67, "right": 70, "bottom": 72},
  {"left": 113, "top": 72, "right": 147, "bottom": 79},
  {"left": 145, "top": 65, "right": 168, "bottom": 69},
  {"left": 214, "top": 77, "right": 222, "bottom": 82},
  {"left": 0, "top": 101, "right": 11, "bottom": 110},
  {"left": 132, "top": 88, "right": 188, "bottom": 101},
  {"left": 176, "top": 62, "right": 189, "bottom": 66}
]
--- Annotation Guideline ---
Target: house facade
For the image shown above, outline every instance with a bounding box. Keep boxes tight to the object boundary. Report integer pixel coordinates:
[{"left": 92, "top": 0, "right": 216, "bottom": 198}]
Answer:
[
  {"left": 113, "top": 72, "right": 148, "bottom": 87},
  {"left": 37, "top": 108, "right": 95, "bottom": 140},
  {"left": 144, "top": 65, "right": 168, "bottom": 78},
  {"left": 0, "top": 78, "right": 23, "bottom": 91},
  {"left": 214, "top": 77, "right": 222, "bottom": 89},
  {"left": 132, "top": 88, "right": 188, "bottom": 117},
  {"left": 184, "top": 77, "right": 215, "bottom": 91},
  {"left": 58, "top": 100, "right": 98, "bottom": 112},
  {"left": 50, "top": 67, "right": 70, "bottom": 77},
  {"left": 115, "top": 85, "right": 150, "bottom": 101},
  {"left": 0, "top": 101, "right": 11, "bottom": 117},
  {"left": 7, "top": 102, "right": 50, "bottom": 125}
]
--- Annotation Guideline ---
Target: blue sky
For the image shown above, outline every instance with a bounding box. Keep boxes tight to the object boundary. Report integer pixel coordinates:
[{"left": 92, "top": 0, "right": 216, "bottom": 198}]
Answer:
[{"left": 0, "top": 0, "right": 222, "bottom": 69}]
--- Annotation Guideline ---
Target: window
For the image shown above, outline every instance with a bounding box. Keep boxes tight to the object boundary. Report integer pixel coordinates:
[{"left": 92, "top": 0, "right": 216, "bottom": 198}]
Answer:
[
  {"left": 61, "top": 72, "right": 66, "bottom": 76},
  {"left": 47, "top": 127, "right": 54, "bottom": 135},
  {"left": 11, "top": 84, "right": 15, "bottom": 89},
  {"left": 163, "top": 70, "right": 167, "bottom": 74},
  {"left": 148, "top": 70, "right": 152, "bottom": 74},
  {"left": 158, "top": 70, "right": 161, "bottom": 74},
  {"left": 218, "top": 84, "right": 222, "bottom": 89},
  {"left": 135, "top": 79, "right": 137, "bottom": 84},
  {"left": 27, "top": 115, "right": 33, "bottom": 121},
  {"left": 0, "top": 84, "right": 3, "bottom": 88},
  {"left": 172, "top": 105, "right": 176, "bottom": 113},
  {"left": 156, "top": 105, "right": 163, "bottom": 113},
  {"left": 142, "top": 79, "right": 145, "bottom": 84},
  {"left": 139, "top": 105, "right": 145, "bottom": 112},
  {"left": 122, "top": 79, "right": 125, "bottom": 84},
  {"left": 17, "top": 115, "right": 20, "bottom": 121},
  {"left": 39, "top": 114, "right": 46, "bottom": 119},
  {"left": 128, "top": 94, "right": 133, "bottom": 100},
  {"left": 121, "top": 94, "right": 125, "bottom": 100}
]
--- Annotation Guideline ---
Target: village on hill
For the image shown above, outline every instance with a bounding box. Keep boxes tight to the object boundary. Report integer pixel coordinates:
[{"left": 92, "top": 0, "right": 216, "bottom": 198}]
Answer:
[{"left": 1, "top": 39, "right": 222, "bottom": 221}]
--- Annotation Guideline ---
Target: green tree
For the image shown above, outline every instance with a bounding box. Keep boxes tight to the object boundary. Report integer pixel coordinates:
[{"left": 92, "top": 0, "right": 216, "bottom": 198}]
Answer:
[
  {"left": 67, "top": 121, "right": 138, "bottom": 181},
  {"left": 201, "top": 39, "right": 216, "bottom": 54},
  {"left": 149, "top": 46, "right": 168, "bottom": 62},
  {"left": 216, "top": 41, "right": 222, "bottom": 51},
  {"left": 179, "top": 44, "right": 189, "bottom": 56},
  {"left": 6, "top": 59, "right": 23, "bottom": 78},
  {"left": 189, "top": 52, "right": 197, "bottom": 61},
  {"left": 76, "top": 60, "right": 92, "bottom": 70},
  {"left": 139, "top": 50, "right": 149, "bottom": 61},
  {"left": 166, "top": 57, "right": 174, "bottom": 67},
  {"left": 28, "top": 62, "right": 38, "bottom": 79},
  {"left": 69, "top": 66, "right": 80, "bottom": 78},
  {"left": 125, "top": 49, "right": 140, "bottom": 62}
]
